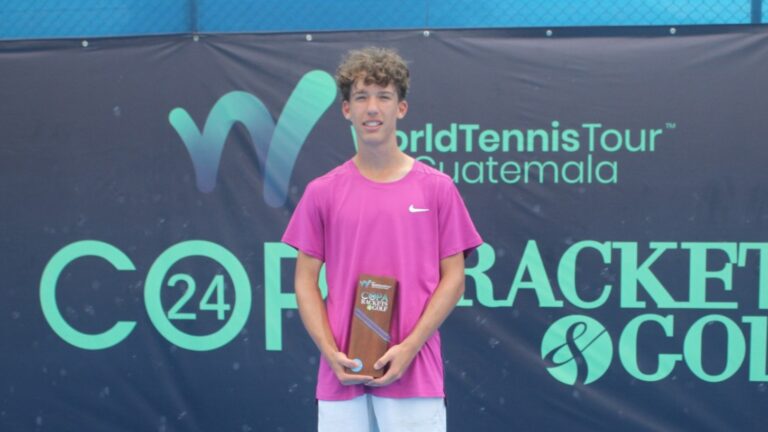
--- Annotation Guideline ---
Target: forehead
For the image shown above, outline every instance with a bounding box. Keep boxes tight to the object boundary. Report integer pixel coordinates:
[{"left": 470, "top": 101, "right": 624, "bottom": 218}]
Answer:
[{"left": 351, "top": 78, "right": 397, "bottom": 94}]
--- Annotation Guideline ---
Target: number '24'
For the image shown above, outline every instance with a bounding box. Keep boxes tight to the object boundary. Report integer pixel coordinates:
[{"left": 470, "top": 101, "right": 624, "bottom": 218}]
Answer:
[{"left": 167, "top": 274, "right": 231, "bottom": 320}]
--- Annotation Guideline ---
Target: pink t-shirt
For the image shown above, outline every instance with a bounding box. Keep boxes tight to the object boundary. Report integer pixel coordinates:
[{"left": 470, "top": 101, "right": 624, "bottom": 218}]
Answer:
[{"left": 282, "top": 159, "right": 483, "bottom": 400}]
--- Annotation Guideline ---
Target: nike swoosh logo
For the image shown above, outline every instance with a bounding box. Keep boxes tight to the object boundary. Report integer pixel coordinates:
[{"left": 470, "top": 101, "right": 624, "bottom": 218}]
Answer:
[{"left": 409, "top": 205, "right": 430, "bottom": 213}]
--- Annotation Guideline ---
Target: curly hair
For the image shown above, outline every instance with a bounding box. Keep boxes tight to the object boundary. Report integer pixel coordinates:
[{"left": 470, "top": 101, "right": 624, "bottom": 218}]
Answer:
[{"left": 335, "top": 47, "right": 410, "bottom": 102}]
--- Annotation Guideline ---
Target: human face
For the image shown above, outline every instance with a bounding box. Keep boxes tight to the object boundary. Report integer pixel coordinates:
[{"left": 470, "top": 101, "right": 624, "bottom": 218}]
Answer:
[{"left": 342, "top": 79, "right": 408, "bottom": 149}]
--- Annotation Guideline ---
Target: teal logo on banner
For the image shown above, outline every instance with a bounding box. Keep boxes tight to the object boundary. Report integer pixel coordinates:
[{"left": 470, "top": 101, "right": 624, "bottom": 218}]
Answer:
[
  {"left": 541, "top": 315, "right": 613, "bottom": 385},
  {"left": 168, "top": 70, "right": 336, "bottom": 207}
]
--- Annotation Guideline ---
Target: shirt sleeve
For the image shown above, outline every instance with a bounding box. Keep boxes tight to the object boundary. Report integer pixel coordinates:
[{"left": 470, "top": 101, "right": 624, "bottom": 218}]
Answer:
[
  {"left": 281, "top": 181, "right": 325, "bottom": 261},
  {"left": 438, "top": 181, "right": 483, "bottom": 259}
]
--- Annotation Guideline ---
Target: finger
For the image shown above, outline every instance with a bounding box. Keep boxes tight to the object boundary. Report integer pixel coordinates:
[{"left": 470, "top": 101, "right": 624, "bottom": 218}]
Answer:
[
  {"left": 340, "top": 373, "right": 374, "bottom": 385},
  {"left": 365, "top": 371, "right": 395, "bottom": 387},
  {"left": 365, "top": 377, "right": 389, "bottom": 387}
]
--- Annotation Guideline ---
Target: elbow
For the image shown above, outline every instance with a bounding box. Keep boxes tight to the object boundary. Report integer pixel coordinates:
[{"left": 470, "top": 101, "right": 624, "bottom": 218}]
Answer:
[
  {"left": 294, "top": 278, "right": 314, "bottom": 301},
  {"left": 455, "top": 277, "right": 466, "bottom": 300}
]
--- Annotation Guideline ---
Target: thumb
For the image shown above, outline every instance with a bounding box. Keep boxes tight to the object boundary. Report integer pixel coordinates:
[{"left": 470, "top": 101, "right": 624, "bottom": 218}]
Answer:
[
  {"left": 337, "top": 353, "right": 360, "bottom": 369},
  {"left": 374, "top": 350, "right": 393, "bottom": 370}
]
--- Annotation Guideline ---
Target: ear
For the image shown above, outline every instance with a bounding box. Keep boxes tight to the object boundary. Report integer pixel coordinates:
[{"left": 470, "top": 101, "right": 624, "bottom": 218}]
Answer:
[
  {"left": 342, "top": 100, "right": 351, "bottom": 120},
  {"left": 397, "top": 99, "right": 408, "bottom": 119}
]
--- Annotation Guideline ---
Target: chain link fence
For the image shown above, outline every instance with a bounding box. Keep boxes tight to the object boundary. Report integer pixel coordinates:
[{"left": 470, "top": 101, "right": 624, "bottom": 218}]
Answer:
[
  {"left": 0, "top": 0, "right": 764, "bottom": 40},
  {"left": 428, "top": 0, "right": 756, "bottom": 28},
  {"left": 0, "top": 0, "right": 189, "bottom": 39}
]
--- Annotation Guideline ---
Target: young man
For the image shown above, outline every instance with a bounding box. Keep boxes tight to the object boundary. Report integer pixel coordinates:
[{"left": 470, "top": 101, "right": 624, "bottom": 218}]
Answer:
[{"left": 282, "top": 47, "right": 482, "bottom": 431}]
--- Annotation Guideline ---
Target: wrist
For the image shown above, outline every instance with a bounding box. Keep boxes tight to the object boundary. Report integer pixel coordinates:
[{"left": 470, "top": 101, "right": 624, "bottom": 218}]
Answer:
[
  {"left": 399, "top": 337, "right": 423, "bottom": 354},
  {"left": 319, "top": 343, "right": 341, "bottom": 362}
]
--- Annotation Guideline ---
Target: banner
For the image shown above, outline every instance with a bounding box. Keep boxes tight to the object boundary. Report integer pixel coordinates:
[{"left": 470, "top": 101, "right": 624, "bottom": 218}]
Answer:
[{"left": 2, "top": 27, "right": 768, "bottom": 431}]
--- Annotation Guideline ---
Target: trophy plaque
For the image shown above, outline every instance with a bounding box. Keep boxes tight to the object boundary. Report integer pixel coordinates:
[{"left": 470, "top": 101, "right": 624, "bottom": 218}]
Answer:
[{"left": 346, "top": 274, "right": 398, "bottom": 378}]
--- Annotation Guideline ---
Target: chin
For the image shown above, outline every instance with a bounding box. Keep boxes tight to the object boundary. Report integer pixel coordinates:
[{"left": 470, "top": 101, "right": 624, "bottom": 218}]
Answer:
[{"left": 360, "top": 137, "right": 387, "bottom": 147}]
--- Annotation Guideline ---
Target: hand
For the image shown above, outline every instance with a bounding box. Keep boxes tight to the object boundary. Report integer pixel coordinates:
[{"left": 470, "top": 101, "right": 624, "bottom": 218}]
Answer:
[
  {"left": 328, "top": 351, "right": 374, "bottom": 386},
  {"left": 366, "top": 342, "right": 419, "bottom": 387}
]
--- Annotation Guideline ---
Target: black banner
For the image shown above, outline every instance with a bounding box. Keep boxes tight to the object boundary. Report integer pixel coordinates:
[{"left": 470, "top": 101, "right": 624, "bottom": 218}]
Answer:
[{"left": 2, "top": 27, "right": 768, "bottom": 431}]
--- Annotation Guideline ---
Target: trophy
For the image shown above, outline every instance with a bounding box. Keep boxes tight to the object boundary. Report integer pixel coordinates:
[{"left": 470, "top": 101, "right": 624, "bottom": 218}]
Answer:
[{"left": 346, "top": 274, "right": 398, "bottom": 377}]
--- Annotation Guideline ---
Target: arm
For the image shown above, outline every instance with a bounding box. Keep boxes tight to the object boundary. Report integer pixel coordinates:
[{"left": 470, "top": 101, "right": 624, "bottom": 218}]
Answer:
[
  {"left": 294, "top": 251, "right": 373, "bottom": 385},
  {"left": 367, "top": 251, "right": 466, "bottom": 387}
]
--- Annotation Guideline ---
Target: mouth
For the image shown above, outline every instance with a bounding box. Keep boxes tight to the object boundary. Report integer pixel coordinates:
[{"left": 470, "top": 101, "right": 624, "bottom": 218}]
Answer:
[{"left": 362, "top": 120, "right": 383, "bottom": 131}]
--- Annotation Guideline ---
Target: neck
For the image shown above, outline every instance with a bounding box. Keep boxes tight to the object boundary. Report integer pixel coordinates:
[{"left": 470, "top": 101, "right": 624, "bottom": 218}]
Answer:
[
  {"left": 355, "top": 140, "right": 403, "bottom": 170},
  {"left": 353, "top": 141, "right": 414, "bottom": 183}
]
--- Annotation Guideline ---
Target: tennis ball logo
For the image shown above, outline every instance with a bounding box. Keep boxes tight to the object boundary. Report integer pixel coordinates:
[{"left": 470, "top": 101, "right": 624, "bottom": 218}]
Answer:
[{"left": 541, "top": 315, "right": 613, "bottom": 385}]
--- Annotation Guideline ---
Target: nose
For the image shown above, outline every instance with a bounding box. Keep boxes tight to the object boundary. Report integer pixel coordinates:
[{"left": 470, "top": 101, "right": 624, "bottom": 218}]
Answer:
[{"left": 366, "top": 97, "right": 380, "bottom": 115}]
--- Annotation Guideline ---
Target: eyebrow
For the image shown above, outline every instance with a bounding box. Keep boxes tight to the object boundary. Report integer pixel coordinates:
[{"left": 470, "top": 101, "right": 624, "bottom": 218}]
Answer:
[{"left": 351, "top": 89, "right": 396, "bottom": 96}]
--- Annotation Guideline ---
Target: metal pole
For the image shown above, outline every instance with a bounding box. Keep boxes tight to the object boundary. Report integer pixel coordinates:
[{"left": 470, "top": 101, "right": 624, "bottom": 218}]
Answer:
[{"left": 752, "top": 0, "right": 763, "bottom": 24}]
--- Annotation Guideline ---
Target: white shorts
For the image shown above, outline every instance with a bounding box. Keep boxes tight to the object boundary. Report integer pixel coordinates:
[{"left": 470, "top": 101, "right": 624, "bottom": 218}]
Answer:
[{"left": 318, "top": 394, "right": 446, "bottom": 432}]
